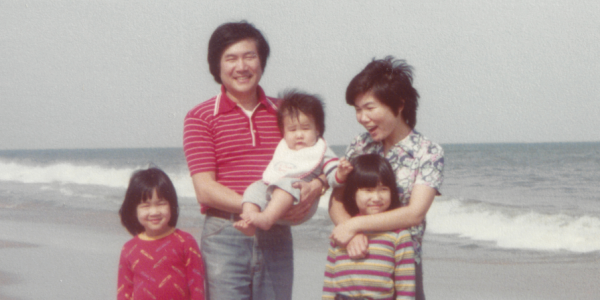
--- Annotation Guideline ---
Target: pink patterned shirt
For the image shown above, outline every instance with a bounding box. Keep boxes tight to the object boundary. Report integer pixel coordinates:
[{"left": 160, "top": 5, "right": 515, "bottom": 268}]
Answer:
[{"left": 117, "top": 229, "right": 205, "bottom": 300}]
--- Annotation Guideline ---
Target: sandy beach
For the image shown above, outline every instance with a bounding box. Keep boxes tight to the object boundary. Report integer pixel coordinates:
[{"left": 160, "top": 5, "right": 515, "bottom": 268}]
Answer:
[{"left": 1, "top": 201, "right": 598, "bottom": 300}]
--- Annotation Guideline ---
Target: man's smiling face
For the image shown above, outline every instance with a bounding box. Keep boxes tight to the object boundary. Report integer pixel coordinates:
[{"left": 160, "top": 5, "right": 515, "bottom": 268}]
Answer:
[{"left": 219, "top": 38, "right": 263, "bottom": 102}]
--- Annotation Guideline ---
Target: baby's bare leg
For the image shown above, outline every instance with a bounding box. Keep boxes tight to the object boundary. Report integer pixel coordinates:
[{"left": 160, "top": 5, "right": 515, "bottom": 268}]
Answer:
[
  {"left": 242, "top": 202, "right": 261, "bottom": 215},
  {"left": 234, "top": 202, "right": 260, "bottom": 236},
  {"left": 250, "top": 188, "right": 294, "bottom": 231}
]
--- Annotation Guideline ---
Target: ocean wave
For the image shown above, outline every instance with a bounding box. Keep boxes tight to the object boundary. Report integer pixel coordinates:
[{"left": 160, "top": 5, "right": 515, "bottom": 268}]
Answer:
[
  {"left": 5, "top": 160, "right": 599, "bottom": 254},
  {"left": 428, "top": 198, "right": 600, "bottom": 253},
  {"left": 0, "top": 161, "right": 197, "bottom": 199}
]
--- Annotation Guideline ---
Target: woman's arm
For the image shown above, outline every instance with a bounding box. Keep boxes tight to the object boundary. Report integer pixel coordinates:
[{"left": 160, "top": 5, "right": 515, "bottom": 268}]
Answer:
[
  {"left": 330, "top": 185, "right": 437, "bottom": 245},
  {"left": 328, "top": 187, "right": 351, "bottom": 225}
]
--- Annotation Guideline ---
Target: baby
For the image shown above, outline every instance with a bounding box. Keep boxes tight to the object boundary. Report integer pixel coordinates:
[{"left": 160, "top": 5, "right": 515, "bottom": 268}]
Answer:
[{"left": 234, "top": 90, "right": 353, "bottom": 236}]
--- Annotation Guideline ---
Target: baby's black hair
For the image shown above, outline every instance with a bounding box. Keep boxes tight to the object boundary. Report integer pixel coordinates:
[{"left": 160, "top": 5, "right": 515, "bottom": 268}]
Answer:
[
  {"left": 119, "top": 167, "right": 178, "bottom": 236},
  {"left": 342, "top": 154, "right": 401, "bottom": 216},
  {"left": 277, "top": 89, "right": 325, "bottom": 137}
]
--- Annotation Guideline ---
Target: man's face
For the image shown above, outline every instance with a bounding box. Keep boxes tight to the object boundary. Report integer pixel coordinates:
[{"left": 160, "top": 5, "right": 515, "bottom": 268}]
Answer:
[{"left": 219, "top": 38, "right": 263, "bottom": 101}]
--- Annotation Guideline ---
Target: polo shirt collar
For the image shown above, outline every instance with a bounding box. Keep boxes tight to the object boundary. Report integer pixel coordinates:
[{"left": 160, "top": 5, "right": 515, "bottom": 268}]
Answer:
[{"left": 214, "top": 85, "right": 278, "bottom": 116}]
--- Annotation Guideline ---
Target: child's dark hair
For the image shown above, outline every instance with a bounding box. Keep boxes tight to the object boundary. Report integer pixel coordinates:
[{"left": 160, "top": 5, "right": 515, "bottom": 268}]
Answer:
[
  {"left": 119, "top": 167, "right": 179, "bottom": 236},
  {"left": 342, "top": 154, "right": 401, "bottom": 216},
  {"left": 277, "top": 89, "right": 325, "bottom": 137}
]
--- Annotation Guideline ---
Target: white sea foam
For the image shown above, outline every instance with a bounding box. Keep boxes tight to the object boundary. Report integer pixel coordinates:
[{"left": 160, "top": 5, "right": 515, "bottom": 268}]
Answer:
[
  {"left": 0, "top": 161, "right": 132, "bottom": 187},
  {"left": 428, "top": 198, "right": 600, "bottom": 253},
  {"left": 0, "top": 161, "right": 197, "bottom": 198}
]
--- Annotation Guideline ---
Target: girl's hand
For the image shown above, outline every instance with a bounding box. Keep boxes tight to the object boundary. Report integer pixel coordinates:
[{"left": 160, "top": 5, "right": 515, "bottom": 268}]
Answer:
[
  {"left": 329, "top": 219, "right": 359, "bottom": 246},
  {"left": 346, "top": 234, "right": 369, "bottom": 259}
]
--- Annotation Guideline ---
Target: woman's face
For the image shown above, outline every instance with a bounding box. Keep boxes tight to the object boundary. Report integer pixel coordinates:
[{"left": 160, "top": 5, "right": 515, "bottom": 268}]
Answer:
[{"left": 354, "top": 92, "right": 404, "bottom": 145}]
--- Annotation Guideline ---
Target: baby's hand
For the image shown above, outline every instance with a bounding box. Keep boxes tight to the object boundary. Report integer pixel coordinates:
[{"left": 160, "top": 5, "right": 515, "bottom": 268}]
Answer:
[{"left": 336, "top": 158, "right": 353, "bottom": 183}]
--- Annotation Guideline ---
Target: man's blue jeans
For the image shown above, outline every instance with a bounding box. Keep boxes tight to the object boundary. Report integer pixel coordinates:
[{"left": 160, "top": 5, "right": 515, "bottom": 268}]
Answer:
[{"left": 200, "top": 215, "right": 294, "bottom": 300}]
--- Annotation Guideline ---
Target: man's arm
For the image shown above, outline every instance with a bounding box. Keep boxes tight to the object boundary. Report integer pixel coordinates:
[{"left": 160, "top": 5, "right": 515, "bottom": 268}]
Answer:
[{"left": 191, "top": 171, "right": 243, "bottom": 213}]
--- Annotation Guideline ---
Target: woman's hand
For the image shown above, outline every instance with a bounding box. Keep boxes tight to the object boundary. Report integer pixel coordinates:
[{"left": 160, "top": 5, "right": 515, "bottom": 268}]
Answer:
[
  {"left": 281, "top": 178, "right": 322, "bottom": 223},
  {"left": 329, "top": 218, "right": 359, "bottom": 246},
  {"left": 331, "top": 219, "right": 369, "bottom": 258},
  {"left": 345, "top": 233, "right": 368, "bottom": 259}
]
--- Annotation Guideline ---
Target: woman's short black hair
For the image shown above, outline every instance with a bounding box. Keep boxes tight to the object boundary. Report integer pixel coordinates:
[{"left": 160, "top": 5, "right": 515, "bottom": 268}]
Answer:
[
  {"left": 346, "top": 56, "right": 419, "bottom": 129},
  {"left": 342, "top": 154, "right": 401, "bottom": 216},
  {"left": 119, "top": 167, "right": 179, "bottom": 236},
  {"left": 277, "top": 89, "right": 325, "bottom": 137},
  {"left": 207, "top": 20, "right": 270, "bottom": 84}
]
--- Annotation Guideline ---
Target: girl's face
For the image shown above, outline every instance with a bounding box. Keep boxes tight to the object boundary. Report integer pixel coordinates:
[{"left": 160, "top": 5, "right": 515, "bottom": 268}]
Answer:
[
  {"left": 354, "top": 92, "right": 405, "bottom": 148},
  {"left": 137, "top": 189, "right": 172, "bottom": 237},
  {"left": 355, "top": 182, "right": 392, "bottom": 215},
  {"left": 282, "top": 111, "right": 319, "bottom": 150}
]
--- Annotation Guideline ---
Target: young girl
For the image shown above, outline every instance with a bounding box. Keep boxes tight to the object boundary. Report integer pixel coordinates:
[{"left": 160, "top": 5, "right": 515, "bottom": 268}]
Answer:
[
  {"left": 322, "top": 154, "right": 415, "bottom": 300},
  {"left": 117, "top": 167, "right": 205, "bottom": 300}
]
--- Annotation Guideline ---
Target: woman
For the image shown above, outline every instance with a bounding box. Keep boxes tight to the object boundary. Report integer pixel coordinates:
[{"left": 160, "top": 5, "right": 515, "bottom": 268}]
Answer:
[{"left": 329, "top": 56, "right": 444, "bottom": 300}]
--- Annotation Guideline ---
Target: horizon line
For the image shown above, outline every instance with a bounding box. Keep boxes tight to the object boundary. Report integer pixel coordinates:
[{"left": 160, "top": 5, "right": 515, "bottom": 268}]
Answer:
[{"left": 2, "top": 140, "right": 600, "bottom": 152}]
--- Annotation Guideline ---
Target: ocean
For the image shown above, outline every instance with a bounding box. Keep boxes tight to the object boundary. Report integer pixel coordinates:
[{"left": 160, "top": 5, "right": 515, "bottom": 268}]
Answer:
[{"left": 1, "top": 142, "right": 599, "bottom": 255}]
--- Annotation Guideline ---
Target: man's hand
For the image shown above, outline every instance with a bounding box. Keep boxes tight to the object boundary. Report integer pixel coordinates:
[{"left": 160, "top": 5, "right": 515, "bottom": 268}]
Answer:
[{"left": 281, "top": 178, "right": 322, "bottom": 223}]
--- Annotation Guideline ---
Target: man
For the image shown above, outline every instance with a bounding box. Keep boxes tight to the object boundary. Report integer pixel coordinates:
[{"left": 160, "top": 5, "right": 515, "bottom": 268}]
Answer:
[{"left": 183, "top": 21, "right": 325, "bottom": 300}]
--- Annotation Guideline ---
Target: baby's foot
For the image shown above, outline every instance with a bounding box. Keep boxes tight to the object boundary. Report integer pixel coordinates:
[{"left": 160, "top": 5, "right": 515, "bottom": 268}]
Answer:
[
  {"left": 244, "top": 212, "right": 275, "bottom": 231},
  {"left": 233, "top": 219, "right": 256, "bottom": 236}
]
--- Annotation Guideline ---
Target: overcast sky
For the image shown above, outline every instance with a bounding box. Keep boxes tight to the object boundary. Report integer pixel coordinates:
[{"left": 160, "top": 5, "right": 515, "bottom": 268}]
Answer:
[{"left": 1, "top": 0, "right": 599, "bottom": 150}]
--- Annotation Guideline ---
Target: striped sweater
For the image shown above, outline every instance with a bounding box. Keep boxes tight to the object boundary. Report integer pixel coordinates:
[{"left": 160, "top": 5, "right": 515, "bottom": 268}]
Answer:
[{"left": 322, "top": 229, "right": 415, "bottom": 300}]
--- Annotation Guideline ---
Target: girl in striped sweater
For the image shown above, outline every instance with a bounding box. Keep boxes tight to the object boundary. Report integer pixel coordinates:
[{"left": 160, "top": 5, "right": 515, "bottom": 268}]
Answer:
[{"left": 323, "top": 154, "right": 415, "bottom": 300}]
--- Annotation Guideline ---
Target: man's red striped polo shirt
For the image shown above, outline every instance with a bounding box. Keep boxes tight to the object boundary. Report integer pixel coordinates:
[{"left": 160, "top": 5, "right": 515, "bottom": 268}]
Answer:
[{"left": 183, "top": 86, "right": 281, "bottom": 212}]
